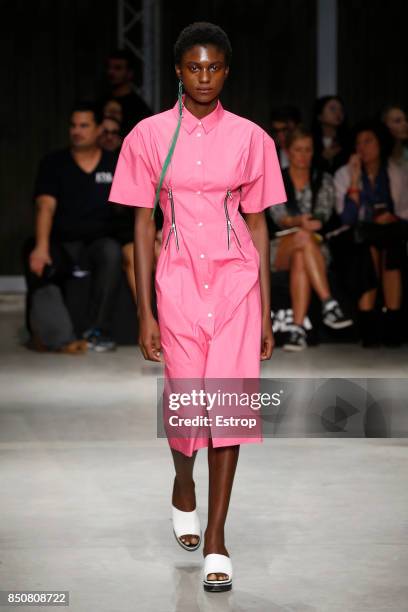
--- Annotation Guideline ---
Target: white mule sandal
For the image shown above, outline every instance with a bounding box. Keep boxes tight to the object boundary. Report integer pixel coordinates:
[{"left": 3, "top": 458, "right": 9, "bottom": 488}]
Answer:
[
  {"left": 172, "top": 505, "right": 201, "bottom": 551},
  {"left": 203, "top": 554, "right": 233, "bottom": 592}
]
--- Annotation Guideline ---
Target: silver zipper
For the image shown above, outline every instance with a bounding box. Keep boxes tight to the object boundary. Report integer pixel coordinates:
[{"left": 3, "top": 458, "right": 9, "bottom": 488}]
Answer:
[
  {"left": 164, "top": 187, "right": 180, "bottom": 251},
  {"left": 224, "top": 189, "right": 241, "bottom": 249}
]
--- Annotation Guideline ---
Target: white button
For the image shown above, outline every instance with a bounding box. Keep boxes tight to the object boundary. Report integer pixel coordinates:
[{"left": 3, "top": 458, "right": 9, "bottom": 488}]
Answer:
[
  {"left": 200, "top": 253, "right": 205, "bottom": 259},
  {"left": 198, "top": 221, "right": 203, "bottom": 226},
  {"left": 196, "top": 160, "right": 202, "bottom": 165},
  {"left": 207, "top": 312, "right": 213, "bottom": 317},
  {"left": 197, "top": 132, "right": 202, "bottom": 137},
  {"left": 204, "top": 284, "right": 209, "bottom": 289},
  {"left": 198, "top": 121, "right": 202, "bottom": 125},
  {"left": 196, "top": 190, "right": 201, "bottom": 195}
]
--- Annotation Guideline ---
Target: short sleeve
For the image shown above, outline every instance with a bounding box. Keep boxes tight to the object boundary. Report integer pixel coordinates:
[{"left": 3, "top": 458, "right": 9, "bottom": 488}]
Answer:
[
  {"left": 109, "top": 125, "right": 156, "bottom": 208},
  {"left": 33, "top": 154, "right": 59, "bottom": 199},
  {"left": 240, "top": 130, "right": 287, "bottom": 213}
]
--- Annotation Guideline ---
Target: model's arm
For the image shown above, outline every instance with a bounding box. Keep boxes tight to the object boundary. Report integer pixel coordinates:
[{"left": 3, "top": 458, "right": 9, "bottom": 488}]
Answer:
[
  {"left": 29, "top": 195, "right": 57, "bottom": 276},
  {"left": 242, "top": 210, "right": 274, "bottom": 360},
  {"left": 134, "top": 207, "right": 162, "bottom": 362}
]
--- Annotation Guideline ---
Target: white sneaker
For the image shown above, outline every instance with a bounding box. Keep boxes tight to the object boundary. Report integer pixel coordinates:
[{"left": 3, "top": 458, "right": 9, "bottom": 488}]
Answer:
[
  {"left": 323, "top": 300, "right": 353, "bottom": 329},
  {"left": 283, "top": 326, "right": 307, "bottom": 351}
]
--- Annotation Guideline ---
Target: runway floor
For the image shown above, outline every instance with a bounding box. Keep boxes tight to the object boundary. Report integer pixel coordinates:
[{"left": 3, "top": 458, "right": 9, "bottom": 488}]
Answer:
[{"left": 0, "top": 305, "right": 407, "bottom": 612}]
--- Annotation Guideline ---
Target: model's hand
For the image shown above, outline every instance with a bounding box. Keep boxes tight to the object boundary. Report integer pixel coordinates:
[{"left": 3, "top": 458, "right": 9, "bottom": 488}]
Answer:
[
  {"left": 138, "top": 313, "right": 162, "bottom": 361},
  {"left": 260, "top": 316, "right": 274, "bottom": 360},
  {"left": 29, "top": 246, "right": 51, "bottom": 277}
]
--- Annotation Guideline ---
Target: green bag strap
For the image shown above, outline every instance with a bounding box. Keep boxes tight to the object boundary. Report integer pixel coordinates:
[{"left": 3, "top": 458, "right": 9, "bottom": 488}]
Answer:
[{"left": 151, "top": 80, "right": 184, "bottom": 220}]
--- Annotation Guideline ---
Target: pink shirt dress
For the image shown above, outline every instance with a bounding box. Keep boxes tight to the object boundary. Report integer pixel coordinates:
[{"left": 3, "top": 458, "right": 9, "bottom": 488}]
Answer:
[{"left": 109, "top": 99, "right": 286, "bottom": 457}]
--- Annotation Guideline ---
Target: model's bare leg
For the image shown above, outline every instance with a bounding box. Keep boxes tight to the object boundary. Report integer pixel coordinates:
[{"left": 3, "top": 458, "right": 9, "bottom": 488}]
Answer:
[
  {"left": 290, "top": 250, "right": 312, "bottom": 326},
  {"left": 204, "top": 440, "right": 240, "bottom": 581},
  {"left": 171, "top": 448, "right": 199, "bottom": 546}
]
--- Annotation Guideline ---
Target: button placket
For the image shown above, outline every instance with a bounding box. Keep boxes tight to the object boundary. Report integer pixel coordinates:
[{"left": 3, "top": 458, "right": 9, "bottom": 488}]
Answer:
[{"left": 193, "top": 122, "right": 211, "bottom": 320}]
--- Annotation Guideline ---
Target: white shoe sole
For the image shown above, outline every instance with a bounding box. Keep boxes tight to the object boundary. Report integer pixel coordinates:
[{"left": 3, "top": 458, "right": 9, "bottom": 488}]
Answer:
[
  {"left": 283, "top": 343, "right": 306, "bottom": 352},
  {"left": 323, "top": 318, "right": 354, "bottom": 330}
]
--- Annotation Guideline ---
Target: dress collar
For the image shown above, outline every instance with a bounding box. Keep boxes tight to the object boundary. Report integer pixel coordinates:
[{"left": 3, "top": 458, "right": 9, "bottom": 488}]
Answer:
[{"left": 172, "top": 96, "right": 224, "bottom": 134}]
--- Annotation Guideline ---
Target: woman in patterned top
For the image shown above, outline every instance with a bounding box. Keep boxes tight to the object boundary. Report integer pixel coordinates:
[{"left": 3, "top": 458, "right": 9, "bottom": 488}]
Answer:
[{"left": 268, "top": 126, "right": 353, "bottom": 351}]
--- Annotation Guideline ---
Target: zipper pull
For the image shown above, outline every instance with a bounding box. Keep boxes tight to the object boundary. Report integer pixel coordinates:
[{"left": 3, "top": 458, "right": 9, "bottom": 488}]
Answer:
[{"left": 227, "top": 189, "right": 232, "bottom": 199}]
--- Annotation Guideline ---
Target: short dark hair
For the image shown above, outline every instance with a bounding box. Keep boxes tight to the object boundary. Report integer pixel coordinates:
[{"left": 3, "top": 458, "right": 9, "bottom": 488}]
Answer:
[
  {"left": 102, "top": 115, "right": 121, "bottom": 128},
  {"left": 270, "top": 105, "right": 302, "bottom": 125},
  {"left": 174, "top": 22, "right": 232, "bottom": 66},
  {"left": 108, "top": 48, "right": 136, "bottom": 73},
  {"left": 71, "top": 101, "right": 102, "bottom": 125},
  {"left": 286, "top": 124, "right": 313, "bottom": 150},
  {"left": 352, "top": 119, "right": 394, "bottom": 164}
]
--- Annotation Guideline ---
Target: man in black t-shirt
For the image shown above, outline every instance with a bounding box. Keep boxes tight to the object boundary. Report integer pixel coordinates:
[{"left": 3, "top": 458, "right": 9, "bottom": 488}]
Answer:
[
  {"left": 25, "top": 102, "right": 122, "bottom": 353},
  {"left": 103, "top": 49, "right": 152, "bottom": 135}
]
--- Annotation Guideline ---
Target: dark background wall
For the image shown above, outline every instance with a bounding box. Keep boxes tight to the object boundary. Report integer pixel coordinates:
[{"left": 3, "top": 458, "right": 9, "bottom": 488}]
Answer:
[
  {"left": 1, "top": 0, "right": 407, "bottom": 274},
  {"left": 0, "top": 0, "right": 117, "bottom": 275},
  {"left": 160, "top": 0, "right": 317, "bottom": 129},
  {"left": 338, "top": 0, "right": 408, "bottom": 125}
]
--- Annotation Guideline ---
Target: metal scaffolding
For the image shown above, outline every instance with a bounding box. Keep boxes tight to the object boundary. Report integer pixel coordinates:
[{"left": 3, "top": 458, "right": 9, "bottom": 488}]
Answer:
[{"left": 117, "top": 0, "right": 160, "bottom": 111}]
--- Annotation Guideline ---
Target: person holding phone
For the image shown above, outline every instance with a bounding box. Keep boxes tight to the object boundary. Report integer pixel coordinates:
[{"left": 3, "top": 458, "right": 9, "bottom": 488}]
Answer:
[{"left": 334, "top": 120, "right": 408, "bottom": 346}]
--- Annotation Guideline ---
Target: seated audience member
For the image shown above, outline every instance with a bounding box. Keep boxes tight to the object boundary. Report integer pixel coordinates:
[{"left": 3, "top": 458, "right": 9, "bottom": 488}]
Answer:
[
  {"left": 109, "top": 201, "right": 163, "bottom": 304},
  {"left": 270, "top": 105, "right": 302, "bottom": 169},
  {"left": 25, "top": 102, "right": 122, "bottom": 353},
  {"left": 103, "top": 49, "right": 151, "bottom": 135},
  {"left": 334, "top": 120, "right": 408, "bottom": 347},
  {"left": 381, "top": 104, "right": 408, "bottom": 164},
  {"left": 269, "top": 126, "right": 352, "bottom": 351},
  {"left": 99, "top": 116, "right": 123, "bottom": 152},
  {"left": 99, "top": 114, "right": 138, "bottom": 300},
  {"left": 312, "top": 95, "right": 350, "bottom": 174}
]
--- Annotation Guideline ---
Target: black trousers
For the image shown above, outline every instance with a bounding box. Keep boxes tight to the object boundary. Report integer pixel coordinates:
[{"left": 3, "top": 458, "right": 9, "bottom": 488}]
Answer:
[
  {"left": 328, "top": 223, "right": 408, "bottom": 301},
  {"left": 23, "top": 236, "right": 122, "bottom": 348}
]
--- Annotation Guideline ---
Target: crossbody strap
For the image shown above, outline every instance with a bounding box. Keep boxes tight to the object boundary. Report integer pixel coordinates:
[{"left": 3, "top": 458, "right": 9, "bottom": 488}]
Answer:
[{"left": 151, "top": 80, "right": 184, "bottom": 220}]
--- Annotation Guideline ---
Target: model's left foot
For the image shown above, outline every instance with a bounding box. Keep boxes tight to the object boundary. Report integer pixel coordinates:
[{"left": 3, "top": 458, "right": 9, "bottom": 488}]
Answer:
[
  {"left": 203, "top": 529, "right": 230, "bottom": 581},
  {"left": 172, "top": 476, "right": 199, "bottom": 547}
]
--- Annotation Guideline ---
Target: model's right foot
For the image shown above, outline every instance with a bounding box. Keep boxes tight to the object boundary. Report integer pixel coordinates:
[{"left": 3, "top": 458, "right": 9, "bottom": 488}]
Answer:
[{"left": 172, "top": 476, "right": 199, "bottom": 547}]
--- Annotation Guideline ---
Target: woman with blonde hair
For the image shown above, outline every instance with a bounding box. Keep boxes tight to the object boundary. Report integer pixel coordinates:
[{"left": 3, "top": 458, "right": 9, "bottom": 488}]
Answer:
[{"left": 269, "top": 125, "right": 352, "bottom": 351}]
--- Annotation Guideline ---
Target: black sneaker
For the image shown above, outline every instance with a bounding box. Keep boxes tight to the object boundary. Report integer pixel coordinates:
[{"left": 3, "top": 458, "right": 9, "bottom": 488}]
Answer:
[
  {"left": 283, "top": 326, "right": 307, "bottom": 352},
  {"left": 322, "top": 300, "right": 353, "bottom": 330},
  {"left": 83, "top": 328, "right": 117, "bottom": 352}
]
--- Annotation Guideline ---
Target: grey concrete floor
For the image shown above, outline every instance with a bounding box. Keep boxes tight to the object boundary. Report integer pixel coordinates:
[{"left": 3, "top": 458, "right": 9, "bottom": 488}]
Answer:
[{"left": 0, "top": 307, "right": 407, "bottom": 612}]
